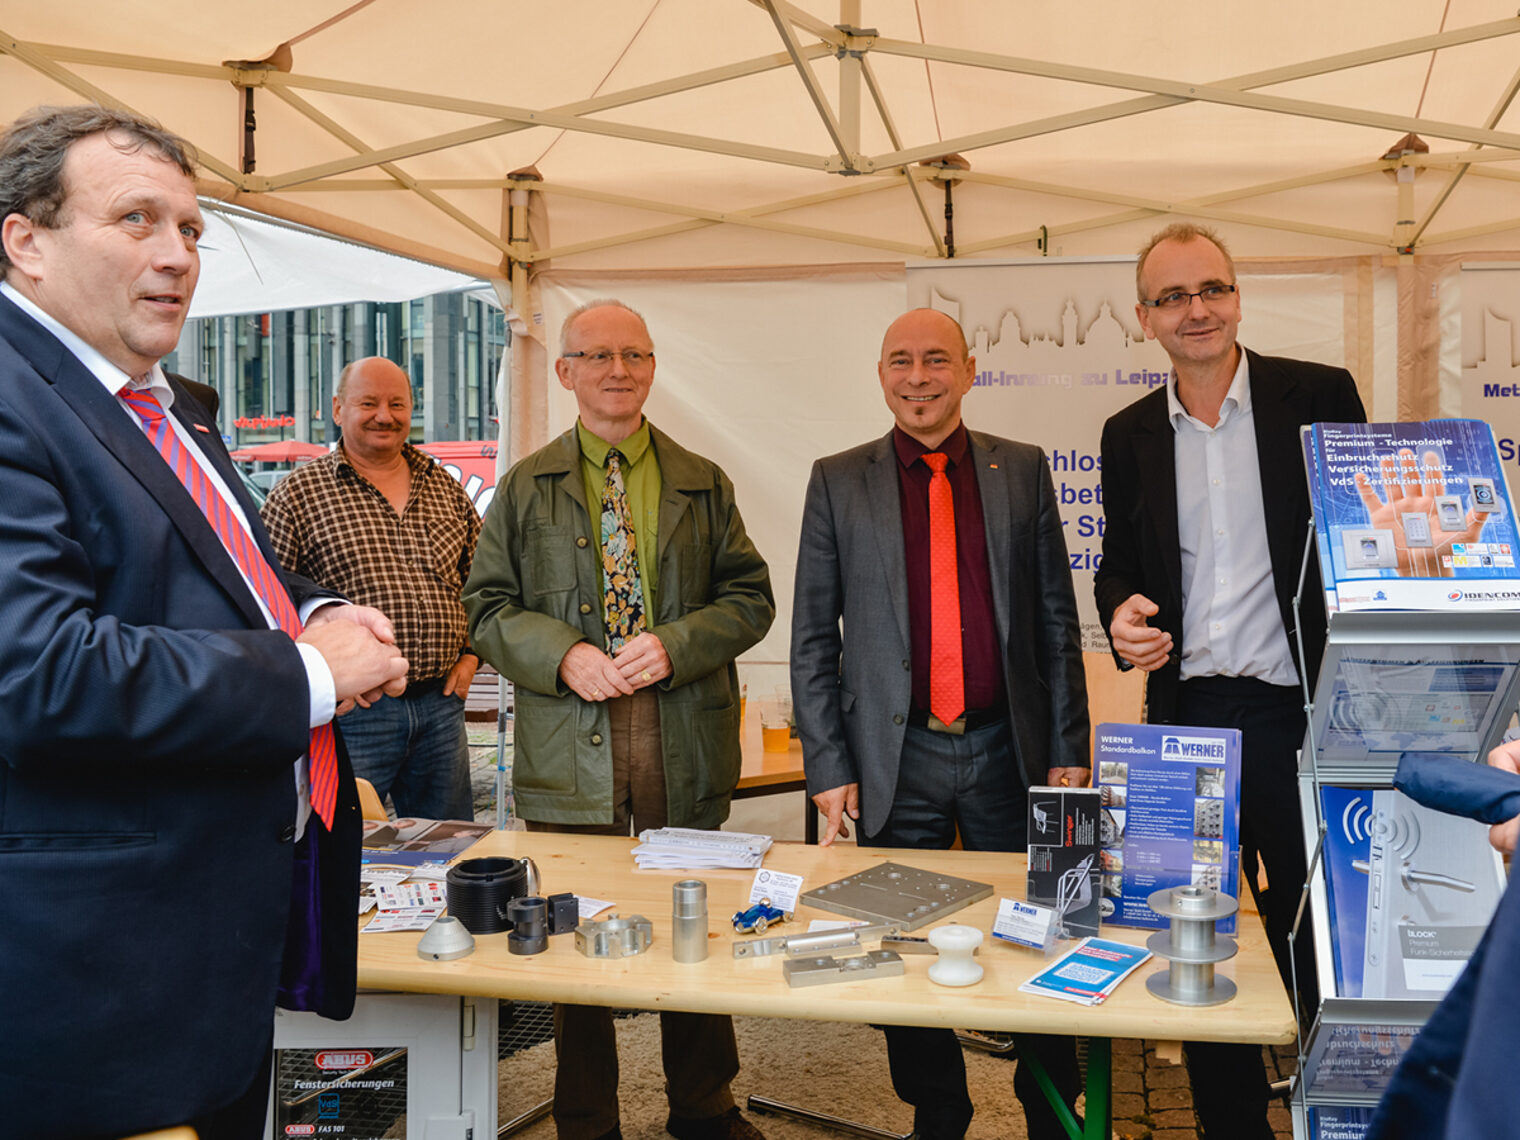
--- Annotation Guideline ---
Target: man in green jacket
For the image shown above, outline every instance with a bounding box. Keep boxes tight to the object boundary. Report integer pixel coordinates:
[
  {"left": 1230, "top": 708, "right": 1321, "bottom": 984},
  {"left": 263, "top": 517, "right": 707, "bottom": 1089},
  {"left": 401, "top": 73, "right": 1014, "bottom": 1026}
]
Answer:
[{"left": 465, "top": 299, "right": 774, "bottom": 1140}]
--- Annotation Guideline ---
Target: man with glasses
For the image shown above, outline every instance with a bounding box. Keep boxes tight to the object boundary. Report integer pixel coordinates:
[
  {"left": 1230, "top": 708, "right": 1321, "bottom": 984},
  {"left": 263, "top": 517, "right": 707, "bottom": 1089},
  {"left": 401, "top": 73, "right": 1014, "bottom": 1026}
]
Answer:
[
  {"left": 464, "top": 300, "right": 774, "bottom": 1140},
  {"left": 1094, "top": 222, "right": 1365, "bottom": 1139}
]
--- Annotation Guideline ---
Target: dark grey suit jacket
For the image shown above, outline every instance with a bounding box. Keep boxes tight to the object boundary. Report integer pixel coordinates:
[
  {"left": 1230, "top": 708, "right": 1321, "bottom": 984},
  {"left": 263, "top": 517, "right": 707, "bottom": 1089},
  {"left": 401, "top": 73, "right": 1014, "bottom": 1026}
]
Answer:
[
  {"left": 791, "top": 427, "right": 1089, "bottom": 838},
  {"left": 1093, "top": 348, "right": 1367, "bottom": 721}
]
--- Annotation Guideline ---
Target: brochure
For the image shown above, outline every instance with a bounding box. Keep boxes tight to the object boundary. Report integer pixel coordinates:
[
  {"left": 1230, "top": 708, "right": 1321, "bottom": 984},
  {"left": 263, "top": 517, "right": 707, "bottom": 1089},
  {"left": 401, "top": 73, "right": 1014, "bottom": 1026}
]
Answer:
[
  {"left": 1093, "top": 723, "right": 1242, "bottom": 936},
  {"left": 1026, "top": 787, "right": 1102, "bottom": 938},
  {"left": 1319, "top": 785, "right": 1501, "bottom": 998},
  {"left": 1018, "top": 936, "right": 1152, "bottom": 1006},
  {"left": 1302, "top": 419, "right": 1520, "bottom": 612}
]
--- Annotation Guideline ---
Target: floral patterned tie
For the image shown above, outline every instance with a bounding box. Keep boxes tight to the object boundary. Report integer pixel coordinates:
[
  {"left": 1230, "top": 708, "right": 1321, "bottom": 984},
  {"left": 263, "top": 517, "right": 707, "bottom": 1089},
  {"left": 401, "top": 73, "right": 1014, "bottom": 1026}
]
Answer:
[{"left": 601, "top": 449, "right": 646, "bottom": 653}]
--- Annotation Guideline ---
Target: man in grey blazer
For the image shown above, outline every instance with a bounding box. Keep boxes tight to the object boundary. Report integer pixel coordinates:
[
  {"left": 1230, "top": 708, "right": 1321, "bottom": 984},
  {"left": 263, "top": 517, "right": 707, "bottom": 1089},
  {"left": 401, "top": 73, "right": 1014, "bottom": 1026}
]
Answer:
[{"left": 791, "top": 308, "right": 1089, "bottom": 1140}]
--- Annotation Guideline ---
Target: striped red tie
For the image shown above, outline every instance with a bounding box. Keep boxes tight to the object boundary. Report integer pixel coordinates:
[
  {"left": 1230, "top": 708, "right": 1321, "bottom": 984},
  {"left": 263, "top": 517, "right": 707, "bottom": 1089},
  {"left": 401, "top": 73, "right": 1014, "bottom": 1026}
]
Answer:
[
  {"left": 923, "top": 451, "right": 964, "bottom": 727},
  {"left": 121, "top": 387, "right": 339, "bottom": 828}
]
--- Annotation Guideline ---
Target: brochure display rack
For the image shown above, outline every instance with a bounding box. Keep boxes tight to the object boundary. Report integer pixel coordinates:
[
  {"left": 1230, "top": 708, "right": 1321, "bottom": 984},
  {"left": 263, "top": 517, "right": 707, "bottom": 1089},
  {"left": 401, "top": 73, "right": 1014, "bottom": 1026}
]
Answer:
[{"left": 1291, "top": 421, "right": 1520, "bottom": 1140}]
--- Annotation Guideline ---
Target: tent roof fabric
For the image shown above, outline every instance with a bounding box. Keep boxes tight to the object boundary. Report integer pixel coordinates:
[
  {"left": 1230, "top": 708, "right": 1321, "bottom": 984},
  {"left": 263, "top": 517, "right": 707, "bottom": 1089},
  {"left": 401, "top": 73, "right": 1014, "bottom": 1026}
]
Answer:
[{"left": 6, "top": 2, "right": 1520, "bottom": 274}]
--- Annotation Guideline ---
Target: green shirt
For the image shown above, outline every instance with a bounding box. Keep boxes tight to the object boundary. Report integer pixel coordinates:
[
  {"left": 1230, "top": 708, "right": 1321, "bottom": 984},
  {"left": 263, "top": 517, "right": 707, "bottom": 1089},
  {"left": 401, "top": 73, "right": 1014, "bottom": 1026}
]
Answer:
[{"left": 577, "top": 418, "right": 660, "bottom": 621}]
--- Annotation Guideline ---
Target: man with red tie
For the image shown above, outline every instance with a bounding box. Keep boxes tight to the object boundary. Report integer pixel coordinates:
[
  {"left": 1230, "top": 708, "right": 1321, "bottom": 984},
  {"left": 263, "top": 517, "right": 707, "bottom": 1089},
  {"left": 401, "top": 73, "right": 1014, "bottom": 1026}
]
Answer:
[
  {"left": 0, "top": 105, "right": 408, "bottom": 1139},
  {"left": 791, "top": 308, "right": 1089, "bottom": 1140}
]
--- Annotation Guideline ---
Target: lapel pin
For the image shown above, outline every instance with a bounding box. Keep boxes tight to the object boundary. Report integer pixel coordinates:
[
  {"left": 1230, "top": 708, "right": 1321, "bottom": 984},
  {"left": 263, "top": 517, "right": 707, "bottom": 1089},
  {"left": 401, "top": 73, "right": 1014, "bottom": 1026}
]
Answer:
[
  {"left": 193, "top": 423, "right": 212, "bottom": 433},
  {"left": 989, "top": 463, "right": 998, "bottom": 469}
]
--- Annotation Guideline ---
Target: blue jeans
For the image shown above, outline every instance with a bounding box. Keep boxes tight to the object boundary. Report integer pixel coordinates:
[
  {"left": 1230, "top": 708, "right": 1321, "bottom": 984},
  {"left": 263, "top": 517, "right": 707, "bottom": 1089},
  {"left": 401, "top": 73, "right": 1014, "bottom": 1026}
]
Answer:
[{"left": 336, "top": 685, "right": 473, "bottom": 820}]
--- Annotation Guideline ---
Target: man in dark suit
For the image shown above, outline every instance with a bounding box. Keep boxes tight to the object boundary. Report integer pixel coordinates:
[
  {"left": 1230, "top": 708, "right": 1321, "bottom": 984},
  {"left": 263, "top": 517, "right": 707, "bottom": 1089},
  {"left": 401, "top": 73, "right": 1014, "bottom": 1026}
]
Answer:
[
  {"left": 0, "top": 105, "right": 408, "bottom": 1139},
  {"left": 1094, "top": 222, "right": 1366, "bottom": 1140},
  {"left": 792, "top": 308, "right": 1088, "bottom": 1140}
]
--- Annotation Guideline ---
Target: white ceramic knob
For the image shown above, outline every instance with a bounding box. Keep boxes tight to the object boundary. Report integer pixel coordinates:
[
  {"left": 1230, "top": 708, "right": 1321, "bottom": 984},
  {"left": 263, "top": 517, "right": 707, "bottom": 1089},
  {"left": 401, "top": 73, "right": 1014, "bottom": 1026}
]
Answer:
[{"left": 927, "top": 924, "right": 984, "bottom": 987}]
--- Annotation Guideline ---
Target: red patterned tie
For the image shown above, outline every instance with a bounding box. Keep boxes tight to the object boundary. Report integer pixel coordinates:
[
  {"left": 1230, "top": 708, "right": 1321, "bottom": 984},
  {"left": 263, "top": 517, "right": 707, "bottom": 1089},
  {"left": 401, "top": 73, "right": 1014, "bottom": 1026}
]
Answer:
[
  {"left": 923, "top": 452, "right": 964, "bottom": 727},
  {"left": 120, "top": 387, "right": 339, "bottom": 828}
]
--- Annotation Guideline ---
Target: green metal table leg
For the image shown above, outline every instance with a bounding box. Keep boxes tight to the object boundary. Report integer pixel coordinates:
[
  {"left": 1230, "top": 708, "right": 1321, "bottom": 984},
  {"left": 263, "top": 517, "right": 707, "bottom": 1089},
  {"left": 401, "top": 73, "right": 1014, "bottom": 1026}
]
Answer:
[{"left": 1084, "top": 1038, "right": 1111, "bottom": 1140}]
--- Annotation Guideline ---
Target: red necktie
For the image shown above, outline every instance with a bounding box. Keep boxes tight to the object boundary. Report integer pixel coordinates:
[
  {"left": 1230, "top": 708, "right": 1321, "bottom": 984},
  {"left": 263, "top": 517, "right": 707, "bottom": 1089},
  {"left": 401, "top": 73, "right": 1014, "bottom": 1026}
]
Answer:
[
  {"left": 923, "top": 452, "right": 964, "bottom": 727},
  {"left": 120, "top": 387, "right": 340, "bottom": 829}
]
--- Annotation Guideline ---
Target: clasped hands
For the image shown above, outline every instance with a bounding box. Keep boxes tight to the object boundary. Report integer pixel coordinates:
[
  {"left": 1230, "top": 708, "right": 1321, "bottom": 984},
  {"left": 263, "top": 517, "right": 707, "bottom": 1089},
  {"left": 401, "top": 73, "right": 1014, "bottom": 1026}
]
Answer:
[
  {"left": 558, "top": 631, "right": 672, "bottom": 702},
  {"left": 298, "top": 603, "right": 409, "bottom": 715}
]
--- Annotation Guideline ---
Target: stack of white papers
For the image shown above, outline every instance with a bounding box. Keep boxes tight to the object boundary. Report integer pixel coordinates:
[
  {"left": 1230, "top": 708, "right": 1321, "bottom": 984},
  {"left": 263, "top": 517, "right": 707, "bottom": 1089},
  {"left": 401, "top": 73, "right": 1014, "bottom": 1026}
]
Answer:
[
  {"left": 632, "top": 827, "right": 773, "bottom": 869},
  {"left": 1018, "top": 937, "right": 1152, "bottom": 1006}
]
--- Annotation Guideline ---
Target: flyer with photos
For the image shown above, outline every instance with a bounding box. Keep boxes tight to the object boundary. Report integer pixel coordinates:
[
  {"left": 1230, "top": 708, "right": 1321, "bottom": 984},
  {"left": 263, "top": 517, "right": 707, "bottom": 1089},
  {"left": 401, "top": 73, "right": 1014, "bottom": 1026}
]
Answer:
[
  {"left": 1093, "top": 722, "right": 1241, "bottom": 935},
  {"left": 1303, "top": 419, "right": 1520, "bottom": 612}
]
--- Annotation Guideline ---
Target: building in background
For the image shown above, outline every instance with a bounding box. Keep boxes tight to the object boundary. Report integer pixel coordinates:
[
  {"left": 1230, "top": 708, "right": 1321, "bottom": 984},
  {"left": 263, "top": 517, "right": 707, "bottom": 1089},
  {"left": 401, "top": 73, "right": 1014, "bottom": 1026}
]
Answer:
[{"left": 167, "top": 292, "right": 507, "bottom": 450}]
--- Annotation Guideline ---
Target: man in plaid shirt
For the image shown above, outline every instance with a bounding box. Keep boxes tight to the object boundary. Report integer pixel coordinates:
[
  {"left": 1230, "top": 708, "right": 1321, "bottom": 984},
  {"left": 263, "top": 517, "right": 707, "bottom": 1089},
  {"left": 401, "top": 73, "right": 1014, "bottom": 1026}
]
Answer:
[{"left": 264, "top": 356, "right": 482, "bottom": 820}]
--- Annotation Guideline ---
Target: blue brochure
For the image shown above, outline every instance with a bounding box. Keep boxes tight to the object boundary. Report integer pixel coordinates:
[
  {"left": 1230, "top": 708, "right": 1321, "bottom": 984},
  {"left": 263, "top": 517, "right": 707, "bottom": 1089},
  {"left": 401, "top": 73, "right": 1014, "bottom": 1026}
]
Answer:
[
  {"left": 1094, "top": 722, "right": 1242, "bottom": 936},
  {"left": 1303, "top": 419, "right": 1520, "bottom": 612}
]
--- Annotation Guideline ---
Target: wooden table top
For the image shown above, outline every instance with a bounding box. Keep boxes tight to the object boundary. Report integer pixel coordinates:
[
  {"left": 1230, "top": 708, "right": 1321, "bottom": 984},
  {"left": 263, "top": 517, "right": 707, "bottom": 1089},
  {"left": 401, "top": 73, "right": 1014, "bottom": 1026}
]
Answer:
[{"left": 356, "top": 832, "right": 1296, "bottom": 1045}]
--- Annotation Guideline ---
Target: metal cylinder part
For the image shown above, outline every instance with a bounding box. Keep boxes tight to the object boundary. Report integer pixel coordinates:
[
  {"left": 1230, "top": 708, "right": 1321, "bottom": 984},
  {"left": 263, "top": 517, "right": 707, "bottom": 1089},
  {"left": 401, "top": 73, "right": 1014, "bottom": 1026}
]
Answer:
[
  {"left": 507, "top": 896, "right": 549, "bottom": 955},
  {"left": 672, "top": 879, "right": 708, "bottom": 963},
  {"left": 1144, "top": 884, "right": 1239, "bottom": 1007}
]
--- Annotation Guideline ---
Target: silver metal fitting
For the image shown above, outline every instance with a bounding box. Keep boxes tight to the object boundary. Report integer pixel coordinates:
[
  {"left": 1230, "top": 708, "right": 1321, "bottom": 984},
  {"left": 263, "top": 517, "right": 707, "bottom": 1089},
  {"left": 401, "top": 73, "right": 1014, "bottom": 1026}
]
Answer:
[{"left": 575, "top": 914, "right": 654, "bottom": 958}]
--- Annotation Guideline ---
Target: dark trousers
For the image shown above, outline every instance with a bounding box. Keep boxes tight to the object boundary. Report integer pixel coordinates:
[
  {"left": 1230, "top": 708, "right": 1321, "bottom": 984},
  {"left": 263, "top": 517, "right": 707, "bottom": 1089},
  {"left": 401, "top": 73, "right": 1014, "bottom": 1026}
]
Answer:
[
  {"left": 525, "top": 689, "right": 739, "bottom": 1140},
  {"left": 865, "top": 719, "right": 1083, "bottom": 1140},
  {"left": 1173, "top": 676, "right": 1316, "bottom": 1140}
]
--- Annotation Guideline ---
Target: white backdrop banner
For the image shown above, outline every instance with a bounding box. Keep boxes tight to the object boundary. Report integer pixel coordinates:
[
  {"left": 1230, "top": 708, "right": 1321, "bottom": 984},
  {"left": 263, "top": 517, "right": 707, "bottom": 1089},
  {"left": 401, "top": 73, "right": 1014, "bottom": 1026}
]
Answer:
[{"left": 1461, "top": 266, "right": 1520, "bottom": 493}]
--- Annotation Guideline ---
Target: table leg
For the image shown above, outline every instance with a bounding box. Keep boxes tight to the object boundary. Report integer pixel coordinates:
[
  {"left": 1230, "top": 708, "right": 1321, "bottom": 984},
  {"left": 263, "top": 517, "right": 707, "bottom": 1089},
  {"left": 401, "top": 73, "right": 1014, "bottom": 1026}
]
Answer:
[
  {"left": 1083, "top": 1037, "right": 1111, "bottom": 1140},
  {"left": 1021, "top": 1036, "right": 1111, "bottom": 1140}
]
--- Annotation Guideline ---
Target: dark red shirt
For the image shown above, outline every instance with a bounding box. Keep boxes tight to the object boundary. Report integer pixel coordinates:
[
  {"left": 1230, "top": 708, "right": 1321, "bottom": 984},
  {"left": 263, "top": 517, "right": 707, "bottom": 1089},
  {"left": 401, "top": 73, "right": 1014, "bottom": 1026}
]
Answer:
[{"left": 893, "top": 424, "right": 1005, "bottom": 715}]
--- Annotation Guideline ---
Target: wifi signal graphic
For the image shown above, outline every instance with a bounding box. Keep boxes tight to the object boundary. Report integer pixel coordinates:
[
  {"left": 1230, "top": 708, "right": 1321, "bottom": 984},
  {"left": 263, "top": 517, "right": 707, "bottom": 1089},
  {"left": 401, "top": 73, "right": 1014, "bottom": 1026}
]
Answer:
[
  {"left": 1340, "top": 796, "right": 1371, "bottom": 845},
  {"left": 1370, "top": 807, "right": 1421, "bottom": 859}
]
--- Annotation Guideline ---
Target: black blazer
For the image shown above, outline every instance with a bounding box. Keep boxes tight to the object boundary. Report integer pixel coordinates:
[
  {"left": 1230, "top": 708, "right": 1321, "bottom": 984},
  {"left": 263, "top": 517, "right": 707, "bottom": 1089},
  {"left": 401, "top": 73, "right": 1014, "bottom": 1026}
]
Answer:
[
  {"left": 1093, "top": 349, "right": 1366, "bottom": 722},
  {"left": 0, "top": 294, "right": 359, "bottom": 1137}
]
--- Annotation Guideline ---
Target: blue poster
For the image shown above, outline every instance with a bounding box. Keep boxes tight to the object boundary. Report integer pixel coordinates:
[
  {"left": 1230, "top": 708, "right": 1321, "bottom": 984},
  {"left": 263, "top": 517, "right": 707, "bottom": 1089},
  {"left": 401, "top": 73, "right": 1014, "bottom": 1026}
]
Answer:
[
  {"left": 1094, "top": 723, "right": 1242, "bottom": 936},
  {"left": 1320, "top": 786, "right": 1373, "bottom": 996}
]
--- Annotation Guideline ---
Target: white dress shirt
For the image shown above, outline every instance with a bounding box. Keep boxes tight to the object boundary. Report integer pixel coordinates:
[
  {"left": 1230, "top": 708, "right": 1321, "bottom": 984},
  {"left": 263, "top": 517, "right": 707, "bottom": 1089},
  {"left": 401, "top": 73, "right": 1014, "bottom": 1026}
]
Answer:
[{"left": 1168, "top": 352, "right": 1299, "bottom": 687}]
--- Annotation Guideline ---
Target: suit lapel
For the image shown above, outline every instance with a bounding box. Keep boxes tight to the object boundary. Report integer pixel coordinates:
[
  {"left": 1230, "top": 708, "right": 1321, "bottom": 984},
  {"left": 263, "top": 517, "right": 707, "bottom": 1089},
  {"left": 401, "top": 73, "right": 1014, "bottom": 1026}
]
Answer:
[
  {"left": 968, "top": 432, "right": 1013, "bottom": 640},
  {"left": 864, "top": 432, "right": 911, "bottom": 650},
  {"left": 1246, "top": 350, "right": 1310, "bottom": 612},
  {"left": 0, "top": 296, "right": 270, "bottom": 629},
  {"left": 1133, "top": 394, "right": 1184, "bottom": 610}
]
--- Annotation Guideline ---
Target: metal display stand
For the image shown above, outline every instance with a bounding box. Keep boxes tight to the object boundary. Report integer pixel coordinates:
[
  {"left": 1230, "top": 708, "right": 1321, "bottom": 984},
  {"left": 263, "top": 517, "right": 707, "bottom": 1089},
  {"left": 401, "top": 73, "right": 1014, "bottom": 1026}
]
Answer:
[{"left": 1287, "top": 529, "right": 1520, "bottom": 1139}]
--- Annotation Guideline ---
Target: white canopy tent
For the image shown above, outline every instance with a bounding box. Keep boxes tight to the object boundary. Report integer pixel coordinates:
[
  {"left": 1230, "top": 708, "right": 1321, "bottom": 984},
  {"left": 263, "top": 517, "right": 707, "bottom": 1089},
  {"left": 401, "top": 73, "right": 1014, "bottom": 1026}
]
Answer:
[
  {"left": 5, "top": 1, "right": 1520, "bottom": 447},
  {"left": 5, "top": 2, "right": 1520, "bottom": 273},
  {"left": 6, "top": 2, "right": 1520, "bottom": 669}
]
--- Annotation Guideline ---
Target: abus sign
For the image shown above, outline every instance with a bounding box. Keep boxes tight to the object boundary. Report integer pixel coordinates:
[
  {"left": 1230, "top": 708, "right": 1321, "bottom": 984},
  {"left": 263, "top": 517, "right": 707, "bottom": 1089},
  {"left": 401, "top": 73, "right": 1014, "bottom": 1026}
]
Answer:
[
  {"left": 284, "top": 1127, "right": 316, "bottom": 1136},
  {"left": 315, "top": 1050, "right": 373, "bottom": 1070}
]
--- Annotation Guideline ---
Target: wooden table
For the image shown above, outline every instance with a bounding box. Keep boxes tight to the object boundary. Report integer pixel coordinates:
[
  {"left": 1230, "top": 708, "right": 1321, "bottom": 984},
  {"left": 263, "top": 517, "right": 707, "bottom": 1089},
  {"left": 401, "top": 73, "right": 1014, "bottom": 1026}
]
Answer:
[
  {"left": 358, "top": 832, "right": 1296, "bottom": 1139},
  {"left": 733, "top": 705, "right": 813, "bottom": 842}
]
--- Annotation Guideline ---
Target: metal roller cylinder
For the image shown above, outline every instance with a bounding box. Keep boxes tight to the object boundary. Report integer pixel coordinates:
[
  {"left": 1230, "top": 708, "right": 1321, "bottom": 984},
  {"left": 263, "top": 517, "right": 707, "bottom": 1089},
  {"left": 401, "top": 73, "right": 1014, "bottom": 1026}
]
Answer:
[
  {"left": 672, "top": 879, "right": 709, "bottom": 964},
  {"left": 1144, "top": 884, "right": 1239, "bottom": 1007}
]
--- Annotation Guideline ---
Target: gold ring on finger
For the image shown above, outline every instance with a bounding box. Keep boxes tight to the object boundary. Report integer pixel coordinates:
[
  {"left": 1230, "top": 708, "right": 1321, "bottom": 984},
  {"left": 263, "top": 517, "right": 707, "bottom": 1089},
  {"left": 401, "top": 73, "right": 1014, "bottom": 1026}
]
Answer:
[{"left": 641, "top": 670, "right": 652, "bottom": 682}]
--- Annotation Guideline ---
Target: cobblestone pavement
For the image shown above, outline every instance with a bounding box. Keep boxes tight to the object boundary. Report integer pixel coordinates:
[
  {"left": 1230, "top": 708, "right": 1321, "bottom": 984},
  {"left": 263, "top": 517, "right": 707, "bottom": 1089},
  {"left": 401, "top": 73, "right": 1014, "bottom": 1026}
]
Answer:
[{"left": 1109, "top": 1040, "right": 1297, "bottom": 1140}]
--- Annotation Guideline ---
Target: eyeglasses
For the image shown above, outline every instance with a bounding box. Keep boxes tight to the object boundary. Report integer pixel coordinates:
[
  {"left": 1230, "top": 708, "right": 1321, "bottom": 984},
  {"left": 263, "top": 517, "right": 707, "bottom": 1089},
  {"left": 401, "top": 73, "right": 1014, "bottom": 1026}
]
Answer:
[
  {"left": 561, "top": 349, "right": 653, "bottom": 368},
  {"left": 1139, "top": 284, "right": 1237, "bottom": 311}
]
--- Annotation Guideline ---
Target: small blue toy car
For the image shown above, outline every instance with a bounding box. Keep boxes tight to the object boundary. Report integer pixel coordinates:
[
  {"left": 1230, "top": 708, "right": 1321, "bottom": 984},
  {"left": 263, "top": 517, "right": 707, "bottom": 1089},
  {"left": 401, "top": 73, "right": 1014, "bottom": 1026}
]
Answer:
[{"left": 731, "top": 898, "right": 791, "bottom": 934}]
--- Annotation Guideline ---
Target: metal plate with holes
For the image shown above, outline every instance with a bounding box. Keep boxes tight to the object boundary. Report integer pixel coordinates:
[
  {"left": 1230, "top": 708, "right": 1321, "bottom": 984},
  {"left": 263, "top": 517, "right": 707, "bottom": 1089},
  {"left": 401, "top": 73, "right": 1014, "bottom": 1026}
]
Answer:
[
  {"left": 575, "top": 914, "right": 654, "bottom": 958},
  {"left": 799, "top": 862, "right": 994, "bottom": 931},
  {"left": 782, "top": 950, "right": 905, "bottom": 988}
]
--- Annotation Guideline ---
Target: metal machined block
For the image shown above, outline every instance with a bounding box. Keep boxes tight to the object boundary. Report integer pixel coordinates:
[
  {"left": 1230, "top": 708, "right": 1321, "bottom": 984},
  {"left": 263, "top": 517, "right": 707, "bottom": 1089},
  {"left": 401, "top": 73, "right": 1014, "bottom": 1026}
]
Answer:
[{"left": 782, "top": 950, "right": 904, "bottom": 988}]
